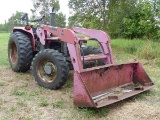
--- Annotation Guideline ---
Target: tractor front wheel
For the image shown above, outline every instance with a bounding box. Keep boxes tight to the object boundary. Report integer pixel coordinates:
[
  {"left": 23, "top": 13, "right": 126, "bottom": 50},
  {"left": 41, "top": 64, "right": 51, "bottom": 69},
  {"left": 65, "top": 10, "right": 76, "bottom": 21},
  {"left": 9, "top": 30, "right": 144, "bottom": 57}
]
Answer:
[{"left": 32, "top": 49, "right": 69, "bottom": 89}]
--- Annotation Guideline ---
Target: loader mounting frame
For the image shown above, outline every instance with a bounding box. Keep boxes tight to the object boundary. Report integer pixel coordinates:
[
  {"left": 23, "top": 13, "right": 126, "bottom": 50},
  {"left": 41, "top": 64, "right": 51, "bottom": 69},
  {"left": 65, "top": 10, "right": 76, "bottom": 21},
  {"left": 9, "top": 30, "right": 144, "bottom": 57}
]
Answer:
[{"left": 36, "top": 24, "right": 155, "bottom": 108}]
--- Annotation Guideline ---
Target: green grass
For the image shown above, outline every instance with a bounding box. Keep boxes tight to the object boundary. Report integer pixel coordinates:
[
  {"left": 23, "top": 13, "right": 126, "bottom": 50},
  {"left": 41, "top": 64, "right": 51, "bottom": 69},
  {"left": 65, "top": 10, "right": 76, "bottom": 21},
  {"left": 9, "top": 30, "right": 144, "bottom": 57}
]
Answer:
[
  {"left": 111, "top": 39, "right": 160, "bottom": 61},
  {"left": 77, "top": 107, "right": 108, "bottom": 118},
  {"left": 88, "top": 38, "right": 160, "bottom": 64},
  {"left": 0, "top": 33, "right": 160, "bottom": 119},
  {"left": 52, "top": 99, "right": 65, "bottom": 108},
  {"left": 0, "top": 33, "right": 10, "bottom": 65},
  {"left": 17, "top": 100, "right": 28, "bottom": 107},
  {"left": 12, "top": 88, "right": 27, "bottom": 96},
  {"left": 39, "top": 98, "right": 49, "bottom": 107}
]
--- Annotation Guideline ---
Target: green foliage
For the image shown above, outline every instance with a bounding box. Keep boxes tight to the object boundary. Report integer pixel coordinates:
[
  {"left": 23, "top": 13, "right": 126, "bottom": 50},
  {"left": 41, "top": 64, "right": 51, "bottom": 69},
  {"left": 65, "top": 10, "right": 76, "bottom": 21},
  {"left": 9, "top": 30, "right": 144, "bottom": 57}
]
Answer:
[
  {"left": 0, "top": 12, "right": 25, "bottom": 32},
  {"left": 107, "top": 0, "right": 137, "bottom": 38},
  {"left": 31, "top": 0, "right": 66, "bottom": 27},
  {"left": 7, "top": 11, "right": 25, "bottom": 30},
  {"left": 68, "top": 0, "right": 108, "bottom": 30},
  {"left": 68, "top": 0, "right": 160, "bottom": 40},
  {"left": 122, "top": 1, "right": 159, "bottom": 39},
  {"left": 55, "top": 12, "right": 66, "bottom": 27},
  {"left": 0, "top": 23, "right": 8, "bottom": 32}
]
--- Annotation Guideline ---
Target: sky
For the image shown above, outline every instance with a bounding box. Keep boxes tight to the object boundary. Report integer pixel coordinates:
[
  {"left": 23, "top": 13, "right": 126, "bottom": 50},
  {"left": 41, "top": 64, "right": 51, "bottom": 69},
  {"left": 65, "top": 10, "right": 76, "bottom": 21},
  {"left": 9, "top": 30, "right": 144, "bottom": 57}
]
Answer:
[{"left": 0, "top": 0, "right": 69, "bottom": 24}]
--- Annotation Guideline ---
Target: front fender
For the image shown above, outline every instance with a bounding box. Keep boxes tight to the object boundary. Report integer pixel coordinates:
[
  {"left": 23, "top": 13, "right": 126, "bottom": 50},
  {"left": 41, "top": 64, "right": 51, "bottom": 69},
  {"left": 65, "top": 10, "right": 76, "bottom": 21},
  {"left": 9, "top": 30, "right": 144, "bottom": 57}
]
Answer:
[{"left": 13, "top": 27, "right": 35, "bottom": 50}]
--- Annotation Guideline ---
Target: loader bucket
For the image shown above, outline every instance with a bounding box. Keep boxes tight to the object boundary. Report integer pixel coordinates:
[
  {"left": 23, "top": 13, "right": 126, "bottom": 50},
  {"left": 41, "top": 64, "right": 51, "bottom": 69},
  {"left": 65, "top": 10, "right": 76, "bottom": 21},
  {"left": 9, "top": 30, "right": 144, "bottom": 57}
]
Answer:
[{"left": 74, "top": 62, "right": 155, "bottom": 108}]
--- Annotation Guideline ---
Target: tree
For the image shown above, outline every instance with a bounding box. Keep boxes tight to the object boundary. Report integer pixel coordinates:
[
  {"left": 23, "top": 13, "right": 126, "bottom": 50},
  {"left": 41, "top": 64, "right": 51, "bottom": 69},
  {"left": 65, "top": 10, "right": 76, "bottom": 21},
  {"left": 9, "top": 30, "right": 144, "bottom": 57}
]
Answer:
[
  {"left": 68, "top": 0, "right": 138, "bottom": 36},
  {"left": 121, "top": 1, "right": 159, "bottom": 39},
  {"left": 106, "top": 0, "right": 138, "bottom": 38},
  {"left": 4, "top": 11, "right": 25, "bottom": 32},
  {"left": 68, "top": 0, "right": 109, "bottom": 31},
  {"left": 0, "top": 11, "right": 25, "bottom": 32},
  {"left": 31, "top": 0, "right": 66, "bottom": 27},
  {"left": 68, "top": 0, "right": 159, "bottom": 39}
]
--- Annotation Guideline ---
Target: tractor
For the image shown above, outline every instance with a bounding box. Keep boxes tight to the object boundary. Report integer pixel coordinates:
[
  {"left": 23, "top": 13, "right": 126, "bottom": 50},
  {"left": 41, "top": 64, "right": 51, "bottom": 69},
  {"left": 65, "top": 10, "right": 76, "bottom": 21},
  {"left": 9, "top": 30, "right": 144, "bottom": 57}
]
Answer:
[{"left": 8, "top": 8, "right": 155, "bottom": 108}]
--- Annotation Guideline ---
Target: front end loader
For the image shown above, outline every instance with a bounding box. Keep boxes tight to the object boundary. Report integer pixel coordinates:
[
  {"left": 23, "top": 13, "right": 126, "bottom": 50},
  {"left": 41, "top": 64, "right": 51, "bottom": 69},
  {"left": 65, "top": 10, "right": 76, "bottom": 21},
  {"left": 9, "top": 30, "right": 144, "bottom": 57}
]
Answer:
[{"left": 8, "top": 8, "right": 155, "bottom": 108}]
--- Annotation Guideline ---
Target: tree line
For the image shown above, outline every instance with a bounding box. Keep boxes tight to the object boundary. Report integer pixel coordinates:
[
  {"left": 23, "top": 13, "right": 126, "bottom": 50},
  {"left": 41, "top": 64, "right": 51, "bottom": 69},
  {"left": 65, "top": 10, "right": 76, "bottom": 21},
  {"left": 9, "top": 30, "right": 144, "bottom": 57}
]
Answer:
[
  {"left": 0, "top": 0, "right": 160, "bottom": 40},
  {"left": 68, "top": 0, "right": 160, "bottom": 39}
]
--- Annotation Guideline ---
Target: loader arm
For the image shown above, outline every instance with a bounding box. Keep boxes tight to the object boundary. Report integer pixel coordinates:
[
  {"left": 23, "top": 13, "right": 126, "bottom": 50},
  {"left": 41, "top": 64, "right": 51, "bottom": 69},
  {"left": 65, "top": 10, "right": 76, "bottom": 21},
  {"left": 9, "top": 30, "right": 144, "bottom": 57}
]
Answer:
[
  {"left": 38, "top": 25, "right": 114, "bottom": 71},
  {"left": 37, "top": 25, "right": 155, "bottom": 108}
]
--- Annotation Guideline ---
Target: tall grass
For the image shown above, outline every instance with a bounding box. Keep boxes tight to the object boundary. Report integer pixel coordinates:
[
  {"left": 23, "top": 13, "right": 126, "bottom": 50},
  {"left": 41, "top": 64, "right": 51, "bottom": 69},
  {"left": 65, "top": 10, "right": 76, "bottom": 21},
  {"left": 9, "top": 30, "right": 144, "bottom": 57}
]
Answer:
[
  {"left": 87, "top": 38, "right": 160, "bottom": 64},
  {"left": 111, "top": 39, "right": 160, "bottom": 61},
  {"left": 111, "top": 39, "right": 144, "bottom": 54}
]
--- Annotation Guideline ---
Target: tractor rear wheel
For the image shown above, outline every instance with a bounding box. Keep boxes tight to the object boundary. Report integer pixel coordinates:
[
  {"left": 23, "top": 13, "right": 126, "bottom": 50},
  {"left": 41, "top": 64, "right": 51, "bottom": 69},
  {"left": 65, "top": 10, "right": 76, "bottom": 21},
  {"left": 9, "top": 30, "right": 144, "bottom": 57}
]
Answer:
[
  {"left": 81, "top": 46, "right": 105, "bottom": 68},
  {"left": 32, "top": 49, "right": 69, "bottom": 90},
  {"left": 8, "top": 31, "right": 33, "bottom": 72}
]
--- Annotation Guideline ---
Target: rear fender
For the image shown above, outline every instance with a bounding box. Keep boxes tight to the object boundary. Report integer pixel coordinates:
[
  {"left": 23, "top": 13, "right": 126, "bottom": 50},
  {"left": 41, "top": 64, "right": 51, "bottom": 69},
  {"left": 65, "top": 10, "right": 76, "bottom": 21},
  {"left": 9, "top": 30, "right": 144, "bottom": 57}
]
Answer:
[{"left": 13, "top": 27, "right": 35, "bottom": 50}]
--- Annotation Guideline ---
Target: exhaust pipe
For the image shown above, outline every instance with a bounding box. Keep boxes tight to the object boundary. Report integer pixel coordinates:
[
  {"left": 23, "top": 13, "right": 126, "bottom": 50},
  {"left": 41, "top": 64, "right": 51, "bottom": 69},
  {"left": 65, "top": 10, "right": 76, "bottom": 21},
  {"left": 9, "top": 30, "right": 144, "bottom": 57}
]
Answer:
[{"left": 50, "top": 7, "right": 55, "bottom": 26}]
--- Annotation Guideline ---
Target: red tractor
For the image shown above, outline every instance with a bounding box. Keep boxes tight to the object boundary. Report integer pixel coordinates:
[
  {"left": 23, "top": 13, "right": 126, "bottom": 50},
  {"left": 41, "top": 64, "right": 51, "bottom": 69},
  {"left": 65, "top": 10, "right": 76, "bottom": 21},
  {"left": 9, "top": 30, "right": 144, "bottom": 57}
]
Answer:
[{"left": 8, "top": 8, "right": 155, "bottom": 108}]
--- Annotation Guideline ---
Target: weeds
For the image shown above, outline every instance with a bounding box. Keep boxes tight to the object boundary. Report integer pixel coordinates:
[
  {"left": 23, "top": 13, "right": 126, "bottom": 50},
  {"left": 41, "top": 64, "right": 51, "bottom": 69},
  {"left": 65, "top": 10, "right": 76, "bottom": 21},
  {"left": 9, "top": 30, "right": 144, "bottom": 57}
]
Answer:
[
  {"left": 65, "top": 79, "right": 73, "bottom": 88},
  {"left": 0, "top": 81, "right": 5, "bottom": 86},
  {"left": 111, "top": 39, "right": 160, "bottom": 63},
  {"left": 97, "top": 107, "right": 108, "bottom": 118},
  {"left": 77, "top": 107, "right": 108, "bottom": 118},
  {"left": 10, "top": 106, "right": 17, "bottom": 112},
  {"left": 17, "top": 100, "right": 28, "bottom": 107},
  {"left": 52, "top": 99, "right": 65, "bottom": 108},
  {"left": 12, "top": 88, "right": 27, "bottom": 96},
  {"left": 39, "top": 98, "right": 49, "bottom": 107}
]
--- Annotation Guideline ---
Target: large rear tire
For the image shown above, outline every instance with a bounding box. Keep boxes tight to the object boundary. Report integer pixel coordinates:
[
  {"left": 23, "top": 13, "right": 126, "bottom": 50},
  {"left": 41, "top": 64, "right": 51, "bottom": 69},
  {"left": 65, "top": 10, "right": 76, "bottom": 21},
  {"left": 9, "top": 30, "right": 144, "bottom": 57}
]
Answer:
[
  {"left": 32, "top": 49, "right": 69, "bottom": 90},
  {"left": 81, "top": 46, "right": 105, "bottom": 68},
  {"left": 8, "top": 31, "right": 33, "bottom": 72}
]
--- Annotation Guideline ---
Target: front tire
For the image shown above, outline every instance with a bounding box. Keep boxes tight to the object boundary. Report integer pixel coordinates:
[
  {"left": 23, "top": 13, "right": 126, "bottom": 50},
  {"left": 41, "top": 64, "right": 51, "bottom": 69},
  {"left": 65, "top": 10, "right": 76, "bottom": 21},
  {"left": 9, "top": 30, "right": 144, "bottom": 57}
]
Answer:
[
  {"left": 8, "top": 31, "right": 33, "bottom": 72},
  {"left": 32, "top": 49, "right": 69, "bottom": 90}
]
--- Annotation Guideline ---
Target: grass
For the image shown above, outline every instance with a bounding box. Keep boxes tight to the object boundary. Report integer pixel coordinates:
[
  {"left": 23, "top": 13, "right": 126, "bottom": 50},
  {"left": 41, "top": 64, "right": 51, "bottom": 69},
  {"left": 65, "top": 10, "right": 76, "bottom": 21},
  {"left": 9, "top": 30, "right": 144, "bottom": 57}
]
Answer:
[
  {"left": 52, "top": 99, "right": 65, "bottom": 108},
  {"left": 77, "top": 107, "right": 108, "bottom": 118},
  {"left": 0, "top": 33, "right": 160, "bottom": 120},
  {"left": 12, "top": 88, "right": 27, "bottom": 96},
  {"left": 17, "top": 100, "right": 28, "bottom": 107},
  {"left": 111, "top": 39, "right": 160, "bottom": 61},
  {"left": 0, "top": 81, "right": 6, "bottom": 86},
  {"left": 0, "top": 33, "right": 10, "bottom": 65},
  {"left": 39, "top": 98, "right": 49, "bottom": 107}
]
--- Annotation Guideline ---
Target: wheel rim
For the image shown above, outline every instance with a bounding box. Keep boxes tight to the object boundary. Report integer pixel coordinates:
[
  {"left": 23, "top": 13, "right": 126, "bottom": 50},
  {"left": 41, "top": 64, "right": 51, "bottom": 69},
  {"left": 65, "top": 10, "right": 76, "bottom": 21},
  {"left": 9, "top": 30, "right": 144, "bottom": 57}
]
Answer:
[
  {"left": 9, "top": 41, "right": 18, "bottom": 64},
  {"left": 36, "top": 58, "right": 58, "bottom": 83}
]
